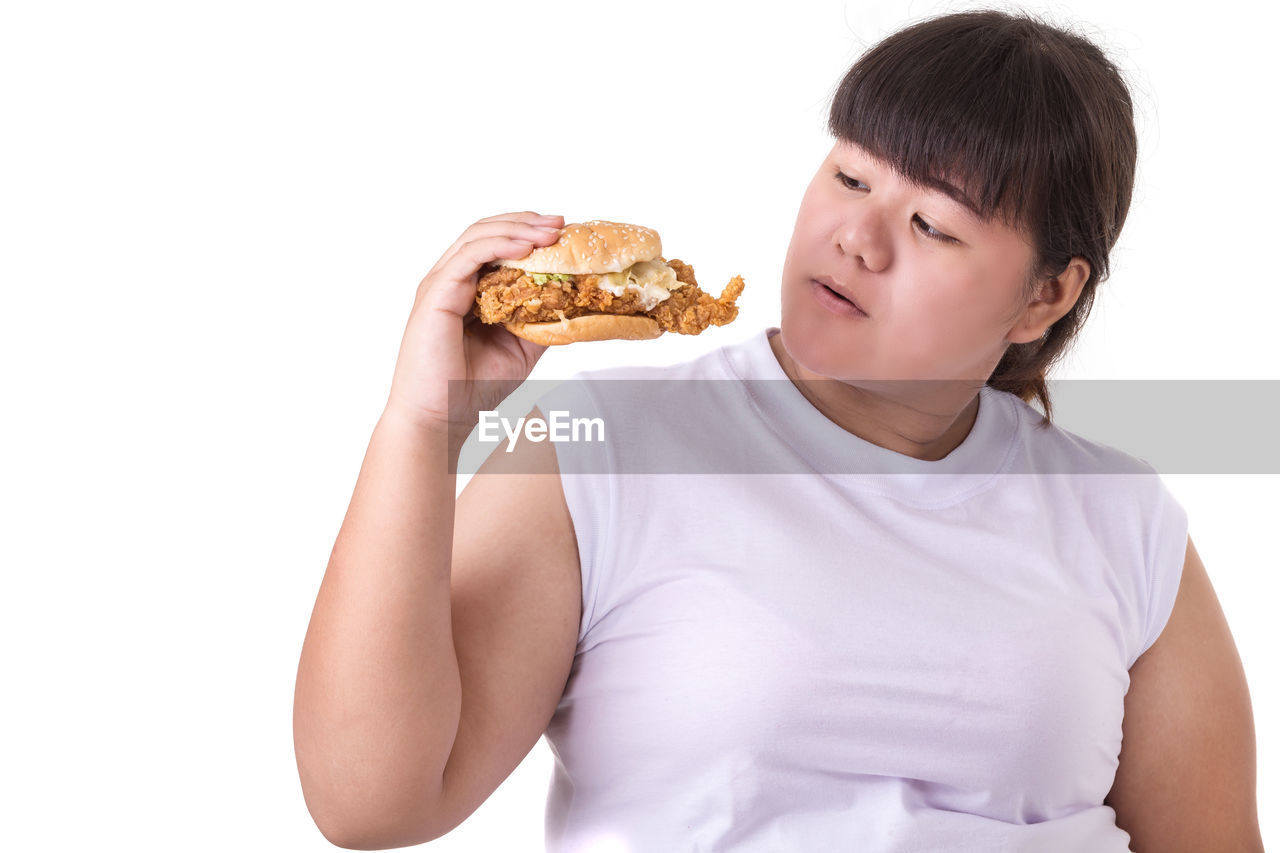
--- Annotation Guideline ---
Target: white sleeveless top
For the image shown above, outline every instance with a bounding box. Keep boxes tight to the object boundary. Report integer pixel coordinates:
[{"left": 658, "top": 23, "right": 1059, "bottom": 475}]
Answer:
[{"left": 531, "top": 326, "right": 1187, "bottom": 852}]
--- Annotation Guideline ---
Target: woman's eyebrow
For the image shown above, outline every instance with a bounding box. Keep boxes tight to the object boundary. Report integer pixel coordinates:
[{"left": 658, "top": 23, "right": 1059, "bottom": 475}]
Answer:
[
  {"left": 839, "top": 149, "right": 984, "bottom": 223},
  {"left": 834, "top": 147, "right": 983, "bottom": 224},
  {"left": 914, "top": 175, "right": 982, "bottom": 223}
]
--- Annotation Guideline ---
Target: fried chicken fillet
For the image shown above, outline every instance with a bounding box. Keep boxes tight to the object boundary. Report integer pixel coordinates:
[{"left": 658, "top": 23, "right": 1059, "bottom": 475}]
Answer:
[{"left": 474, "top": 258, "right": 744, "bottom": 336}]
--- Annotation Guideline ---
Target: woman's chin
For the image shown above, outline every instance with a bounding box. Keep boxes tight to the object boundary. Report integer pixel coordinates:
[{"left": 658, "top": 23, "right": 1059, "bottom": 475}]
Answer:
[
  {"left": 778, "top": 304, "right": 826, "bottom": 365},
  {"left": 776, "top": 322, "right": 869, "bottom": 382}
]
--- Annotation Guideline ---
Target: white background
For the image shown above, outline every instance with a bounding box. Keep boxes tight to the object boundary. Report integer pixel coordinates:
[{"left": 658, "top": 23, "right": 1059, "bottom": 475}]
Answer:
[{"left": 2, "top": 0, "right": 1276, "bottom": 850}]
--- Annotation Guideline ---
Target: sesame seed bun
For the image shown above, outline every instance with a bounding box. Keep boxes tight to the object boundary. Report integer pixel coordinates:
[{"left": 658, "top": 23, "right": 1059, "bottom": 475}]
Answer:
[
  {"left": 499, "top": 220, "right": 662, "bottom": 275},
  {"left": 503, "top": 313, "right": 662, "bottom": 346}
]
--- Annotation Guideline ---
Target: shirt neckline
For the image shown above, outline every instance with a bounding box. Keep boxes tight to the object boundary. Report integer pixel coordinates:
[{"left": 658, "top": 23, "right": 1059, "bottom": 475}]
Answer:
[{"left": 720, "top": 326, "right": 1023, "bottom": 503}]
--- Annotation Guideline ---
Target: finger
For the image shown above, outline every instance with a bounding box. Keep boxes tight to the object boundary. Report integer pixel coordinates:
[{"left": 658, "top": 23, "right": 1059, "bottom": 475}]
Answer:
[
  {"left": 475, "top": 210, "right": 562, "bottom": 226},
  {"left": 434, "top": 215, "right": 563, "bottom": 274},
  {"left": 426, "top": 213, "right": 565, "bottom": 280},
  {"left": 426, "top": 236, "right": 543, "bottom": 317},
  {"left": 424, "top": 222, "right": 562, "bottom": 300},
  {"left": 444, "top": 235, "right": 546, "bottom": 283}
]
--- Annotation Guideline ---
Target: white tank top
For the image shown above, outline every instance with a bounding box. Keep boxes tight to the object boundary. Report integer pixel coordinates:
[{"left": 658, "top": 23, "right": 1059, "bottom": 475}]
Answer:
[{"left": 531, "top": 326, "right": 1187, "bottom": 852}]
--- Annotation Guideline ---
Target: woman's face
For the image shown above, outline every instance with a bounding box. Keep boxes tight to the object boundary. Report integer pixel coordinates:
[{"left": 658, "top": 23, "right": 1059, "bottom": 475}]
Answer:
[{"left": 779, "top": 140, "right": 1038, "bottom": 383}]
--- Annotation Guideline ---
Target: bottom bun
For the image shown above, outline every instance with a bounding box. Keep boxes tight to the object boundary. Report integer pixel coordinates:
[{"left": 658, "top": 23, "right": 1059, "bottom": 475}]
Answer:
[{"left": 503, "top": 313, "right": 663, "bottom": 346}]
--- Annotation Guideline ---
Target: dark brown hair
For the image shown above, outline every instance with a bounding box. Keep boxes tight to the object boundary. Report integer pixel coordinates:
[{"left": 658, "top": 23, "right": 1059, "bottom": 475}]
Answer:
[{"left": 827, "top": 9, "right": 1138, "bottom": 426}]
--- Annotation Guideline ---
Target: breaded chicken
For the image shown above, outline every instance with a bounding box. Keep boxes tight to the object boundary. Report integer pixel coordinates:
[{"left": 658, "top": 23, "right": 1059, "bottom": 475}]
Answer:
[{"left": 474, "top": 258, "right": 743, "bottom": 335}]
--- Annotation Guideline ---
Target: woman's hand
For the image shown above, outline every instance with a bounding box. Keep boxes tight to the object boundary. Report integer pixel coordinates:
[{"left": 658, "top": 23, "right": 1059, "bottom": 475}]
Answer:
[{"left": 384, "top": 210, "right": 565, "bottom": 439}]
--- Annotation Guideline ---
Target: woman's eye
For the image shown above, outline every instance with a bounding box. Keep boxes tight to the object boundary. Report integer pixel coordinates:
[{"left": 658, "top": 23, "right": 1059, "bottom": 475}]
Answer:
[
  {"left": 836, "top": 171, "right": 865, "bottom": 190},
  {"left": 913, "top": 215, "right": 957, "bottom": 244},
  {"left": 837, "top": 170, "right": 957, "bottom": 244}
]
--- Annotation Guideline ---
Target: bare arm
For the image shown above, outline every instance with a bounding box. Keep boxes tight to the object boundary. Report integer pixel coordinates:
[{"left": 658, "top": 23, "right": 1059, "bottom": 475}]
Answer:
[
  {"left": 1106, "top": 535, "right": 1264, "bottom": 852},
  {"left": 293, "top": 211, "right": 567, "bottom": 848},
  {"left": 294, "top": 403, "right": 582, "bottom": 849},
  {"left": 293, "top": 412, "right": 463, "bottom": 849}
]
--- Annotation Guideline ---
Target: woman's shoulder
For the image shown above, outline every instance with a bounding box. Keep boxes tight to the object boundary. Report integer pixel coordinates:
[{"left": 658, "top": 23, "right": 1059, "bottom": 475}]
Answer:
[{"left": 995, "top": 388, "right": 1159, "bottom": 479}]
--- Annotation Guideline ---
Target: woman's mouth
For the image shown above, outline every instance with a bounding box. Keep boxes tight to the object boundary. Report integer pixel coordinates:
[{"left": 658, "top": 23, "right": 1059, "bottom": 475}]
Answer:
[{"left": 811, "top": 278, "right": 868, "bottom": 318}]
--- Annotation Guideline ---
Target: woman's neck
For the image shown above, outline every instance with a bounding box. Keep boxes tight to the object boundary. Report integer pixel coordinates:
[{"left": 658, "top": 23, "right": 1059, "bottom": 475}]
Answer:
[{"left": 767, "top": 331, "right": 981, "bottom": 462}]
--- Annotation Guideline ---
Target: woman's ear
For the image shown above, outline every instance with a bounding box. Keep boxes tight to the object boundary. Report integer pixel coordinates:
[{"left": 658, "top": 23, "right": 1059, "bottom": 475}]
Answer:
[{"left": 1006, "top": 257, "right": 1091, "bottom": 344}]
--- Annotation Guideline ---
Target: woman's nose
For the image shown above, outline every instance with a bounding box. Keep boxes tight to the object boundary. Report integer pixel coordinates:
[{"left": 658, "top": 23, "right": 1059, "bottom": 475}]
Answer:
[{"left": 835, "top": 206, "right": 891, "bottom": 272}]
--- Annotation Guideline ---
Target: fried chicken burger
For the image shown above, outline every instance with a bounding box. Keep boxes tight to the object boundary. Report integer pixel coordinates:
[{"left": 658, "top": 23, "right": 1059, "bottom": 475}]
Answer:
[{"left": 473, "top": 219, "right": 745, "bottom": 345}]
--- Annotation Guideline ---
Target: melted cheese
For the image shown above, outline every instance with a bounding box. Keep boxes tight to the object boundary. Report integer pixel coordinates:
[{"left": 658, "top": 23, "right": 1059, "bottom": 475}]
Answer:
[{"left": 595, "top": 260, "right": 679, "bottom": 310}]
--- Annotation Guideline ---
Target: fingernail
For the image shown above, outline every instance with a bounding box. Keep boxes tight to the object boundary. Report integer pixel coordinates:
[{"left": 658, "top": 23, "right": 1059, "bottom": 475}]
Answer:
[{"left": 537, "top": 214, "right": 563, "bottom": 222}]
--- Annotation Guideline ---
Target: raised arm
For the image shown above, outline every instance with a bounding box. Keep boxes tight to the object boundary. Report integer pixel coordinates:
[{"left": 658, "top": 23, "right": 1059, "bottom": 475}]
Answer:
[{"left": 293, "top": 212, "right": 579, "bottom": 847}]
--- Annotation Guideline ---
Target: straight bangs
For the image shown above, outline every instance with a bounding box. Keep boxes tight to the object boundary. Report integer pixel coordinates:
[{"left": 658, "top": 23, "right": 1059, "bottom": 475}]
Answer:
[{"left": 827, "top": 15, "right": 1069, "bottom": 242}]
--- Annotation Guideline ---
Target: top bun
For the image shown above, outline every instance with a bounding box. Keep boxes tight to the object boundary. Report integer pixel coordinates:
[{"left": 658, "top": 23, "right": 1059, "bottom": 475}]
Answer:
[{"left": 498, "top": 220, "right": 662, "bottom": 275}]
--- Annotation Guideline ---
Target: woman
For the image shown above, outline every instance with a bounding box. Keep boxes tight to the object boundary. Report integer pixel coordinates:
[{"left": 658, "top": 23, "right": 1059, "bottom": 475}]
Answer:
[{"left": 294, "top": 10, "right": 1262, "bottom": 851}]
